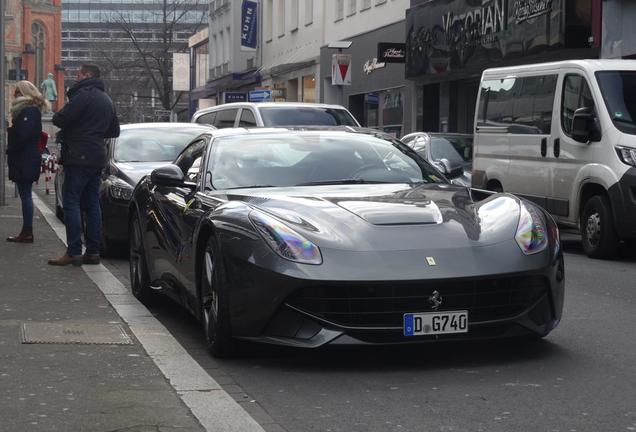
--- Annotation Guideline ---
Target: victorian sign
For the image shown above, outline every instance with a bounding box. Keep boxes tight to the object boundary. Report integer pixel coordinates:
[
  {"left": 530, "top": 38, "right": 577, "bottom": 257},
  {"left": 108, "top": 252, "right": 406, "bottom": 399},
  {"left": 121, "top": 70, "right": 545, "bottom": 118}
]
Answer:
[{"left": 405, "top": 0, "right": 564, "bottom": 79}]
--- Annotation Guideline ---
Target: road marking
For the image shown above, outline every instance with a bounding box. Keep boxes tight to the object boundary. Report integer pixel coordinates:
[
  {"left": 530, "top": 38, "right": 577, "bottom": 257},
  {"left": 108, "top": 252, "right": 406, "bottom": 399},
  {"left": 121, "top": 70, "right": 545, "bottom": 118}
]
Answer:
[{"left": 32, "top": 194, "right": 265, "bottom": 432}]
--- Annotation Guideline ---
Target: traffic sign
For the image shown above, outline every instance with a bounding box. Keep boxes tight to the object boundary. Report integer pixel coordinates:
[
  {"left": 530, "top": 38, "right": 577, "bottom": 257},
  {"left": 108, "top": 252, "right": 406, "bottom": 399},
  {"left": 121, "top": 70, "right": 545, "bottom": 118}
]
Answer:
[{"left": 249, "top": 89, "right": 273, "bottom": 102}]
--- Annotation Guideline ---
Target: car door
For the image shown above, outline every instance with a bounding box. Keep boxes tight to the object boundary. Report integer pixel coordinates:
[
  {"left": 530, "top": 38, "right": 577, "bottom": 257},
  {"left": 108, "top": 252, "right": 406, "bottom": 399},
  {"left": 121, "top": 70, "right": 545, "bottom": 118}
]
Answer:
[
  {"left": 504, "top": 74, "right": 558, "bottom": 208},
  {"left": 148, "top": 139, "right": 206, "bottom": 298},
  {"left": 547, "top": 72, "right": 602, "bottom": 224}
]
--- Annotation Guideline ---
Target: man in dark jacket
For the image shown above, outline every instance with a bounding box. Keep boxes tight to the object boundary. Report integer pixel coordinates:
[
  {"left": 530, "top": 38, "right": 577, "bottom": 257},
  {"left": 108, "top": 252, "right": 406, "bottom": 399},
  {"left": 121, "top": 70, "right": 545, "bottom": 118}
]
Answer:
[{"left": 48, "top": 64, "right": 120, "bottom": 266}]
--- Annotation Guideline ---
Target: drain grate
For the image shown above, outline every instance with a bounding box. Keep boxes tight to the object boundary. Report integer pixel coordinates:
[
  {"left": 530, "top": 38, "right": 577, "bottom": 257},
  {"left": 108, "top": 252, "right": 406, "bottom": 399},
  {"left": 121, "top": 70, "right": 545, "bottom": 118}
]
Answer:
[{"left": 21, "top": 322, "right": 133, "bottom": 345}]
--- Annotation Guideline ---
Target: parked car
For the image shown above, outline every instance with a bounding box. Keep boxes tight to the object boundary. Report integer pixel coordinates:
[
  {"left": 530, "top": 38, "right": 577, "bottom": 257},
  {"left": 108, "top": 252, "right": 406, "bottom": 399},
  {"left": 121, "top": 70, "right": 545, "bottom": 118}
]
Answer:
[
  {"left": 472, "top": 60, "right": 636, "bottom": 258},
  {"left": 128, "top": 128, "right": 564, "bottom": 357},
  {"left": 55, "top": 122, "right": 215, "bottom": 255},
  {"left": 191, "top": 102, "right": 360, "bottom": 128},
  {"left": 401, "top": 132, "right": 473, "bottom": 187}
]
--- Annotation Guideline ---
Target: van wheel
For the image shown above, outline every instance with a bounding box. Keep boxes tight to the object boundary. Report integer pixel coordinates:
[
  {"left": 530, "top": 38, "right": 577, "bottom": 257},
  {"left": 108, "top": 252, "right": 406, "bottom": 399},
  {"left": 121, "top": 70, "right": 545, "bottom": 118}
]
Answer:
[
  {"left": 487, "top": 181, "right": 503, "bottom": 193},
  {"left": 580, "top": 195, "right": 619, "bottom": 259}
]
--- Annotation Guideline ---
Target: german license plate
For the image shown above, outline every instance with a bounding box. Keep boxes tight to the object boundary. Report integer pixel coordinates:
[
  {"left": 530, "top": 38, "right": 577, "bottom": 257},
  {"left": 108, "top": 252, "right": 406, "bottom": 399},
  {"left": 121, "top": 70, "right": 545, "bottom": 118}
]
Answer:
[{"left": 403, "top": 311, "right": 468, "bottom": 336}]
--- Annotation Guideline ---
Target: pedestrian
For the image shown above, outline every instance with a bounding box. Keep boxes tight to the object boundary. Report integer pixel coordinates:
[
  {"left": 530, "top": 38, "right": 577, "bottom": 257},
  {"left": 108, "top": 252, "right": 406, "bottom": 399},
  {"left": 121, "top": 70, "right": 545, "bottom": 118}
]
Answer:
[
  {"left": 48, "top": 64, "right": 120, "bottom": 267},
  {"left": 6, "top": 81, "right": 50, "bottom": 244}
]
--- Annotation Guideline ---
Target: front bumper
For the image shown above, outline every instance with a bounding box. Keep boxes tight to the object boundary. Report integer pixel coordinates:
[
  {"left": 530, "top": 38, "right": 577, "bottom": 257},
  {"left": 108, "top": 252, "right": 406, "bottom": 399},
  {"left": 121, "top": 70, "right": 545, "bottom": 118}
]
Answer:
[{"left": 225, "top": 253, "right": 565, "bottom": 348}]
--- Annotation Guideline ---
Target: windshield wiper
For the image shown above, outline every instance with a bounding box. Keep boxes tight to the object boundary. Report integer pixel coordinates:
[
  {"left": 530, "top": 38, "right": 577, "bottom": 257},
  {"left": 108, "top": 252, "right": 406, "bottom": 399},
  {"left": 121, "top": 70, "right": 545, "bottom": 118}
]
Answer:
[
  {"left": 225, "top": 184, "right": 276, "bottom": 190},
  {"left": 295, "top": 179, "right": 391, "bottom": 186}
]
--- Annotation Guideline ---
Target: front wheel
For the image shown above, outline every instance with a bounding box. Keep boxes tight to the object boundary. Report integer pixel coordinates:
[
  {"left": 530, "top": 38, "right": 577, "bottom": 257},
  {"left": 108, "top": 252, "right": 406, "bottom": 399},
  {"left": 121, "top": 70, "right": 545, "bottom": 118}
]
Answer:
[
  {"left": 580, "top": 195, "right": 619, "bottom": 259},
  {"left": 129, "top": 214, "right": 153, "bottom": 303},
  {"left": 200, "top": 237, "right": 233, "bottom": 358}
]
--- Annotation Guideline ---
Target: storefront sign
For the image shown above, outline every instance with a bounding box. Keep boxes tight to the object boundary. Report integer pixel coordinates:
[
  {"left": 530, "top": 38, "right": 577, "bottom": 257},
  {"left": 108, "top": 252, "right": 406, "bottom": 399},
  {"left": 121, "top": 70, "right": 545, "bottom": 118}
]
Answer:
[
  {"left": 240, "top": 0, "right": 258, "bottom": 51},
  {"left": 223, "top": 92, "right": 247, "bottom": 103},
  {"left": 363, "top": 58, "right": 386, "bottom": 75},
  {"left": 377, "top": 43, "right": 406, "bottom": 63},
  {"left": 172, "top": 53, "right": 190, "bottom": 91},
  {"left": 332, "top": 54, "right": 352, "bottom": 86},
  {"left": 405, "top": 0, "right": 564, "bottom": 78}
]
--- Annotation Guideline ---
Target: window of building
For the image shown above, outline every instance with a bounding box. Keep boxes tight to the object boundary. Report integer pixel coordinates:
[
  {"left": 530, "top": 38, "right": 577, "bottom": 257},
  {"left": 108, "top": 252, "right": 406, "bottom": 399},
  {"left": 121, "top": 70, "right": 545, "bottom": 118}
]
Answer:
[
  {"left": 304, "top": 0, "right": 313, "bottom": 25},
  {"left": 290, "top": 0, "right": 299, "bottom": 31},
  {"left": 266, "top": 0, "right": 273, "bottom": 41},
  {"left": 31, "top": 22, "right": 46, "bottom": 87},
  {"left": 375, "top": 0, "right": 387, "bottom": 4},
  {"left": 335, "top": 0, "right": 344, "bottom": 20},
  {"left": 348, "top": 0, "right": 356, "bottom": 16},
  {"left": 561, "top": 75, "right": 595, "bottom": 136},
  {"left": 361, "top": 0, "right": 371, "bottom": 10},
  {"left": 278, "top": 0, "right": 286, "bottom": 37},
  {"left": 477, "top": 75, "right": 557, "bottom": 134}
]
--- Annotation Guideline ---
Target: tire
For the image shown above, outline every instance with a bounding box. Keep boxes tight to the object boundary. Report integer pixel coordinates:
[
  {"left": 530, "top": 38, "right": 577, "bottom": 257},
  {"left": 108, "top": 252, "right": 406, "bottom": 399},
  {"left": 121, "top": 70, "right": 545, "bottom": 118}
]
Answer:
[
  {"left": 580, "top": 195, "right": 619, "bottom": 259},
  {"left": 129, "top": 214, "right": 153, "bottom": 303},
  {"left": 200, "top": 236, "right": 233, "bottom": 358}
]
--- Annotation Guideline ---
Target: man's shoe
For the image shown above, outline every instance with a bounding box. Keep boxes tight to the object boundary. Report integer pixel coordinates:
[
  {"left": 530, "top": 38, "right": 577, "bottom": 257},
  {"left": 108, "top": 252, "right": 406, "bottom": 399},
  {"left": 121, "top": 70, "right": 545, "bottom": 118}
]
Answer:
[
  {"left": 82, "top": 254, "right": 101, "bottom": 265},
  {"left": 47, "top": 255, "right": 83, "bottom": 267},
  {"left": 6, "top": 232, "right": 34, "bottom": 243}
]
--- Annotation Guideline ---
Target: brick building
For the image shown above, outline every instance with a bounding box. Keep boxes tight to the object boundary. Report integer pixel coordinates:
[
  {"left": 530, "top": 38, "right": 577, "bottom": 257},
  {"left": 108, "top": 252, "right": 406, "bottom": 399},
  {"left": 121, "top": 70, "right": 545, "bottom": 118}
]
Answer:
[{"left": 4, "top": 0, "right": 63, "bottom": 112}]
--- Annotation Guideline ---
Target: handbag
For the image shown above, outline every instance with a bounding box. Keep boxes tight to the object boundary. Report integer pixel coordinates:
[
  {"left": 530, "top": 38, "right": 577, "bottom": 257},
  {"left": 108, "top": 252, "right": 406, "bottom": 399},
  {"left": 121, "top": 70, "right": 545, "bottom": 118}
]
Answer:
[{"left": 38, "top": 131, "right": 49, "bottom": 154}]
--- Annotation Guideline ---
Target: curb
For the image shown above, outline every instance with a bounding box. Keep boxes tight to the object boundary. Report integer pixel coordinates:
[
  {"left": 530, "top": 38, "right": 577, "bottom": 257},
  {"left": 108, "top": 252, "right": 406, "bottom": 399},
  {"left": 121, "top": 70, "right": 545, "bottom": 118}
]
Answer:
[{"left": 32, "top": 194, "right": 265, "bottom": 432}]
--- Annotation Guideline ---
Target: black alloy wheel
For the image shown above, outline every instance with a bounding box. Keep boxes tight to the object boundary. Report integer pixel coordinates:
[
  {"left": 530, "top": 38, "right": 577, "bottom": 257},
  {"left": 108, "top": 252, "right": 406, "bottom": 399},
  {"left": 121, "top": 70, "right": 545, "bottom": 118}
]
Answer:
[
  {"left": 200, "top": 236, "right": 233, "bottom": 358},
  {"left": 129, "top": 214, "right": 152, "bottom": 303},
  {"left": 580, "top": 195, "right": 619, "bottom": 259}
]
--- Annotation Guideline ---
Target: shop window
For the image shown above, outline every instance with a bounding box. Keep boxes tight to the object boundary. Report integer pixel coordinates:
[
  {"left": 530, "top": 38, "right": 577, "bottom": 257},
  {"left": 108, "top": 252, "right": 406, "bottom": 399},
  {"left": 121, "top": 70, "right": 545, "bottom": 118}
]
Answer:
[
  {"left": 561, "top": 75, "right": 595, "bottom": 136},
  {"left": 302, "top": 75, "right": 316, "bottom": 103}
]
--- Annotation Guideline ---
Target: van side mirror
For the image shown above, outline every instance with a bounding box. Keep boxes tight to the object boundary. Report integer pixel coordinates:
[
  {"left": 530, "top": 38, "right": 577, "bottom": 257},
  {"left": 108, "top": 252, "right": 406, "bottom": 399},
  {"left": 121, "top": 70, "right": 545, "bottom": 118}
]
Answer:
[
  {"left": 151, "top": 164, "right": 186, "bottom": 187},
  {"left": 571, "top": 107, "right": 599, "bottom": 144}
]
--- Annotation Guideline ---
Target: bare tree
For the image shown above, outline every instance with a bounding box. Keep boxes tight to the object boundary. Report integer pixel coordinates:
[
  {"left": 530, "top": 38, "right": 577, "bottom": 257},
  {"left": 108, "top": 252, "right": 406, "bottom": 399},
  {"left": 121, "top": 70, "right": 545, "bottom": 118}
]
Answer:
[{"left": 102, "top": 0, "right": 206, "bottom": 119}]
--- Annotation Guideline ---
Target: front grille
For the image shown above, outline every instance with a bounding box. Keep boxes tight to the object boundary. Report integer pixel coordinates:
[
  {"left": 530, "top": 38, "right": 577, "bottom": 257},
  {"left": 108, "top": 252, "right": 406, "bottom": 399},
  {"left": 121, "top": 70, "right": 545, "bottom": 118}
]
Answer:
[{"left": 286, "top": 276, "right": 548, "bottom": 328}]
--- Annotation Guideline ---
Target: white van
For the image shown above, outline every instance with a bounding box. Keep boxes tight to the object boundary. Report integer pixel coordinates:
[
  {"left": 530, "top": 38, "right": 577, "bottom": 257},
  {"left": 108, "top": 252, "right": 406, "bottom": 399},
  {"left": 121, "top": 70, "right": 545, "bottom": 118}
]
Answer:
[{"left": 473, "top": 60, "right": 636, "bottom": 258}]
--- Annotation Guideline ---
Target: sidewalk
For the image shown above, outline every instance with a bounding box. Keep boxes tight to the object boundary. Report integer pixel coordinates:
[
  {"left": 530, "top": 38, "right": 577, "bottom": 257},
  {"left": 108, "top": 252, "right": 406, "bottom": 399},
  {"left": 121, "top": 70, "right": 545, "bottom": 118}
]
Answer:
[{"left": 0, "top": 191, "right": 206, "bottom": 432}]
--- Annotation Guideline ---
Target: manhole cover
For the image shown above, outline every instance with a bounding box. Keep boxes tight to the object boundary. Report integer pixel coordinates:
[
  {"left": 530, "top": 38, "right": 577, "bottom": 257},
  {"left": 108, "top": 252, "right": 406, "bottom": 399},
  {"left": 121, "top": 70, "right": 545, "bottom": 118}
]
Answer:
[{"left": 21, "top": 322, "right": 133, "bottom": 345}]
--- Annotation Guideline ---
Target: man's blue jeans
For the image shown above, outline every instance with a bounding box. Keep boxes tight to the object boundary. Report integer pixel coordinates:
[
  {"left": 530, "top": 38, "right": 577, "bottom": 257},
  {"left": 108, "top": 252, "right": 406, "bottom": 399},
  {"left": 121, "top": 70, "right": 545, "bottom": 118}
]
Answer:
[{"left": 62, "top": 165, "right": 102, "bottom": 257}]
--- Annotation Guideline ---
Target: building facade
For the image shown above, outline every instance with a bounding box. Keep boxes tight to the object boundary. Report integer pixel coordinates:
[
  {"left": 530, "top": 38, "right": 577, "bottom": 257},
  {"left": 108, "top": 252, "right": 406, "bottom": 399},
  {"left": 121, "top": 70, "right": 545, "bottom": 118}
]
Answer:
[
  {"left": 191, "top": 0, "right": 261, "bottom": 108},
  {"left": 4, "top": 0, "right": 63, "bottom": 112},
  {"left": 61, "top": 0, "right": 206, "bottom": 121},
  {"left": 405, "top": 0, "right": 601, "bottom": 133},
  {"left": 320, "top": 19, "right": 413, "bottom": 137}
]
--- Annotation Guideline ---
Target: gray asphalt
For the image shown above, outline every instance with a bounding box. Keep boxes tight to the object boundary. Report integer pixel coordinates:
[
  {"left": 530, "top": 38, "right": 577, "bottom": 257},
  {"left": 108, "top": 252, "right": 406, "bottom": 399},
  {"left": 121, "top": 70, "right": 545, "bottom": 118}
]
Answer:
[{"left": 35, "top": 185, "right": 636, "bottom": 432}]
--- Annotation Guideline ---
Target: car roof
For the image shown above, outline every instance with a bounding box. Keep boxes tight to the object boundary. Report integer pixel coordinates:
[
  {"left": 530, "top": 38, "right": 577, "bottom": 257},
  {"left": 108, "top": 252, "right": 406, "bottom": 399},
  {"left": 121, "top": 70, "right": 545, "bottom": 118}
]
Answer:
[
  {"left": 197, "top": 127, "right": 397, "bottom": 140},
  {"left": 402, "top": 132, "right": 472, "bottom": 140},
  {"left": 192, "top": 102, "right": 350, "bottom": 116},
  {"left": 120, "top": 122, "right": 216, "bottom": 130}
]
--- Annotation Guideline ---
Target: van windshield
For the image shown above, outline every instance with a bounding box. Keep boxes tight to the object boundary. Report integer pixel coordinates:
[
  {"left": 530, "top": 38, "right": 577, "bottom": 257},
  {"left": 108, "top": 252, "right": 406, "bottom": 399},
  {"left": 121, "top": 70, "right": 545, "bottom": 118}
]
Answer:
[
  {"left": 596, "top": 71, "right": 636, "bottom": 135},
  {"left": 259, "top": 107, "right": 359, "bottom": 127}
]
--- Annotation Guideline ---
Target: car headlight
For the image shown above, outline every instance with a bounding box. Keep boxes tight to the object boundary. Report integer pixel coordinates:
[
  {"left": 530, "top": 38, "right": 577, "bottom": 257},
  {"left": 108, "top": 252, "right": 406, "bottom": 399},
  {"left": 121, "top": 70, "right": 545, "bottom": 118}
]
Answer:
[
  {"left": 108, "top": 177, "right": 134, "bottom": 201},
  {"left": 616, "top": 145, "right": 636, "bottom": 166},
  {"left": 249, "top": 210, "right": 322, "bottom": 265},
  {"left": 515, "top": 202, "right": 548, "bottom": 255}
]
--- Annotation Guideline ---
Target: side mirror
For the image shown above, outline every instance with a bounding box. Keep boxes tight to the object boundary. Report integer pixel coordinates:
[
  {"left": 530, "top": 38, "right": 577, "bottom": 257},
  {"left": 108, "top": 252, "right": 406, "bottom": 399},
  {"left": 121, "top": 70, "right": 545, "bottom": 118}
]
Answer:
[
  {"left": 571, "top": 107, "right": 599, "bottom": 143},
  {"left": 151, "top": 164, "right": 186, "bottom": 187},
  {"left": 437, "top": 158, "right": 464, "bottom": 180}
]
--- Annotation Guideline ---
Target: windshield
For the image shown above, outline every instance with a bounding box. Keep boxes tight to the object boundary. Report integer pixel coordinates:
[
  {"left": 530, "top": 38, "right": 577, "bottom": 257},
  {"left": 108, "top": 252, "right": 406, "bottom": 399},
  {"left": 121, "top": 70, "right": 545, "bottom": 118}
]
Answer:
[
  {"left": 114, "top": 127, "right": 210, "bottom": 162},
  {"left": 208, "top": 133, "right": 444, "bottom": 190},
  {"left": 430, "top": 136, "right": 473, "bottom": 164},
  {"left": 596, "top": 71, "right": 636, "bottom": 135},
  {"left": 259, "top": 107, "right": 359, "bottom": 127}
]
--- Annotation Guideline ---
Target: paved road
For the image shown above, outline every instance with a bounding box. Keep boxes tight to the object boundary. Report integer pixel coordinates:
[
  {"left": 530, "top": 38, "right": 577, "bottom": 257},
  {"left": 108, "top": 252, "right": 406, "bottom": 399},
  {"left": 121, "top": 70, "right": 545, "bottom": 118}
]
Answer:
[{"left": 36, "top": 184, "right": 636, "bottom": 432}]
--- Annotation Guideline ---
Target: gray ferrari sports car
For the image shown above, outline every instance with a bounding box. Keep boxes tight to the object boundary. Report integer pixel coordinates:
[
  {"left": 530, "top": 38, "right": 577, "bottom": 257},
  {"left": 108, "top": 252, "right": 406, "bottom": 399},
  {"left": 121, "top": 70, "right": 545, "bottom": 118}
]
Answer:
[{"left": 128, "top": 129, "right": 564, "bottom": 357}]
